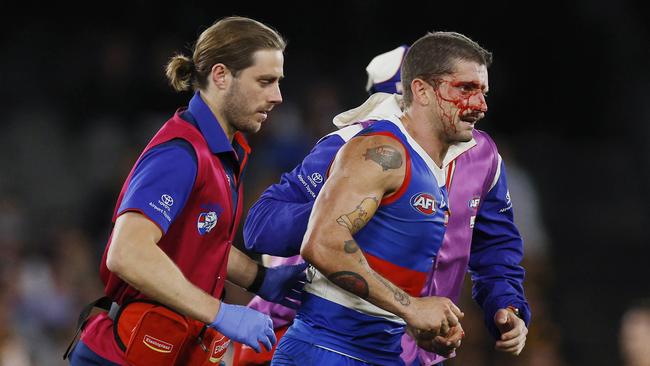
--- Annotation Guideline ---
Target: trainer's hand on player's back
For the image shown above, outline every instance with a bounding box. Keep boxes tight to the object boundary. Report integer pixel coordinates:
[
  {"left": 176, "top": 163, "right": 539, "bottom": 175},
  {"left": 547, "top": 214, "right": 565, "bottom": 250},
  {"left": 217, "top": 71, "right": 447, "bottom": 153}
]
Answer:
[
  {"left": 257, "top": 262, "right": 308, "bottom": 309},
  {"left": 405, "top": 296, "right": 464, "bottom": 336}
]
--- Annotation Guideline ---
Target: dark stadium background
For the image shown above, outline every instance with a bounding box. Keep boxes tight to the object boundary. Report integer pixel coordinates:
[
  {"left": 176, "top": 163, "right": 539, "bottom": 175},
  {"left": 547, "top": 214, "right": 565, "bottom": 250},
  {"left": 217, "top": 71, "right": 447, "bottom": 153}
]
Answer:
[{"left": 1, "top": 1, "right": 648, "bottom": 365}]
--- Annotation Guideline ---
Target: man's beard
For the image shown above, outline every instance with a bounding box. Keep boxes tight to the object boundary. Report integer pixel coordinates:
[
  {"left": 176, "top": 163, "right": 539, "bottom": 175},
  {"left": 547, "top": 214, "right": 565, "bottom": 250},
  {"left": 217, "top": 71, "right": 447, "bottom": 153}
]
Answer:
[{"left": 222, "top": 80, "right": 261, "bottom": 134}]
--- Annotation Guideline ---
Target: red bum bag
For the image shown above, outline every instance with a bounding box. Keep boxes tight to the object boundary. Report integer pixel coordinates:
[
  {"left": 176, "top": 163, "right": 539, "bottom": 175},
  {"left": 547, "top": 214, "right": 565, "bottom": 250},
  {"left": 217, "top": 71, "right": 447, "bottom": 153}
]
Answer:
[
  {"left": 64, "top": 297, "right": 229, "bottom": 366},
  {"left": 113, "top": 299, "right": 230, "bottom": 366}
]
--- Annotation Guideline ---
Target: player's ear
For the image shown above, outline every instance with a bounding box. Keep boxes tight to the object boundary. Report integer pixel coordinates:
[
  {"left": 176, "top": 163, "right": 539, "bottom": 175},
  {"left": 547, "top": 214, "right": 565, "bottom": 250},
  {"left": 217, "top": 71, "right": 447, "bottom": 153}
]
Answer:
[
  {"left": 211, "top": 63, "right": 231, "bottom": 90},
  {"left": 411, "top": 78, "right": 431, "bottom": 106}
]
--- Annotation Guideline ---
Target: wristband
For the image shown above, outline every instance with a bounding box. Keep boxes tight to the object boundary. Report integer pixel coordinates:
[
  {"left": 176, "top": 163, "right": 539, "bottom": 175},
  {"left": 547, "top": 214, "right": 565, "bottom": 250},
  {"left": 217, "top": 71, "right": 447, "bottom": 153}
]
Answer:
[
  {"left": 247, "top": 263, "right": 266, "bottom": 293},
  {"left": 506, "top": 305, "right": 521, "bottom": 319}
]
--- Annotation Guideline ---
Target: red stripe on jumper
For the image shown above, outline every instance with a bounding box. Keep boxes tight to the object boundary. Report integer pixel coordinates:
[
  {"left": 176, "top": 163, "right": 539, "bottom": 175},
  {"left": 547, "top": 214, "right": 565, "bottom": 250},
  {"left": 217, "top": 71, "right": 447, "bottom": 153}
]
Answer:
[
  {"left": 445, "top": 160, "right": 455, "bottom": 190},
  {"left": 364, "top": 251, "right": 427, "bottom": 297}
]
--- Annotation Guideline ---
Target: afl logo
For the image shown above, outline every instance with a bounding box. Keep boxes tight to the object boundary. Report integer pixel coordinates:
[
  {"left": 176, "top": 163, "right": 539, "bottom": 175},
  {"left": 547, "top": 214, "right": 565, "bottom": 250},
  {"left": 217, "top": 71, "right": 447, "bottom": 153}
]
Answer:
[
  {"left": 468, "top": 197, "right": 480, "bottom": 209},
  {"left": 197, "top": 211, "right": 218, "bottom": 235},
  {"left": 410, "top": 192, "right": 437, "bottom": 215}
]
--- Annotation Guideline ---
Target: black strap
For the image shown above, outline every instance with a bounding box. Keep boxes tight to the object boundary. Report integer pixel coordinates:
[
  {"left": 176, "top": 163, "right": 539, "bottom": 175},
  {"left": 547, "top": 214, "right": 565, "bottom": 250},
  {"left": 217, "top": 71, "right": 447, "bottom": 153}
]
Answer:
[
  {"left": 62, "top": 296, "right": 113, "bottom": 360},
  {"left": 195, "top": 325, "right": 209, "bottom": 352},
  {"left": 247, "top": 263, "right": 267, "bottom": 294}
]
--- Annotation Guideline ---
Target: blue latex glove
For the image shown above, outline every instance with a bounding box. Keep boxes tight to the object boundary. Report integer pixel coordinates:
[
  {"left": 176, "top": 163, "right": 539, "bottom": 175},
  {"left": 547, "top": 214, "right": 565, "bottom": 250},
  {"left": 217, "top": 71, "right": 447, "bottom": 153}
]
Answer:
[
  {"left": 209, "top": 303, "right": 276, "bottom": 353},
  {"left": 257, "top": 262, "right": 308, "bottom": 309}
]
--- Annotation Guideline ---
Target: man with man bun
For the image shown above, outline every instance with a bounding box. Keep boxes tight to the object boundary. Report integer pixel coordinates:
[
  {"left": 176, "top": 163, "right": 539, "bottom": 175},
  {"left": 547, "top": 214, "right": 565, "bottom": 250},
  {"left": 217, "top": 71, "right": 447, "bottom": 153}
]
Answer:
[{"left": 66, "top": 16, "right": 307, "bottom": 366}]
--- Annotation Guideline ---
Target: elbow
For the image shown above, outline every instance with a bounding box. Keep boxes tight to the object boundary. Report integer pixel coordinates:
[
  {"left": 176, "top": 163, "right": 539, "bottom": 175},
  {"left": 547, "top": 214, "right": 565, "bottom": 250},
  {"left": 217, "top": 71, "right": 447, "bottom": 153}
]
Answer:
[
  {"left": 242, "top": 233, "right": 258, "bottom": 253},
  {"left": 300, "top": 222, "right": 339, "bottom": 270},
  {"left": 242, "top": 215, "right": 259, "bottom": 252},
  {"left": 244, "top": 230, "right": 279, "bottom": 256},
  {"left": 243, "top": 227, "right": 275, "bottom": 255},
  {"left": 300, "top": 236, "right": 325, "bottom": 268},
  {"left": 242, "top": 202, "right": 272, "bottom": 254},
  {"left": 300, "top": 240, "right": 319, "bottom": 267},
  {"left": 105, "top": 242, "right": 127, "bottom": 276}
]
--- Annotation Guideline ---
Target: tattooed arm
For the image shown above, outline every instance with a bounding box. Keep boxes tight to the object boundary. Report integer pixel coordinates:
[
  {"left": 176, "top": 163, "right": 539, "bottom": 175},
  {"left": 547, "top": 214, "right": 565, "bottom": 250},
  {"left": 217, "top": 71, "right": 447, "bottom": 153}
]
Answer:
[{"left": 300, "top": 135, "right": 462, "bottom": 334}]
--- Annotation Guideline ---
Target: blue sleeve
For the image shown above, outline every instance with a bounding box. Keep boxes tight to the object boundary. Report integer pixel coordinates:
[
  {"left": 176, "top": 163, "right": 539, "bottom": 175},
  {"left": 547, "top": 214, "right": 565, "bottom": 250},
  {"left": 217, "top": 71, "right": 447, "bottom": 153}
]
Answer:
[
  {"left": 469, "top": 160, "right": 531, "bottom": 339},
  {"left": 118, "top": 139, "right": 197, "bottom": 233},
  {"left": 244, "top": 135, "right": 345, "bottom": 256}
]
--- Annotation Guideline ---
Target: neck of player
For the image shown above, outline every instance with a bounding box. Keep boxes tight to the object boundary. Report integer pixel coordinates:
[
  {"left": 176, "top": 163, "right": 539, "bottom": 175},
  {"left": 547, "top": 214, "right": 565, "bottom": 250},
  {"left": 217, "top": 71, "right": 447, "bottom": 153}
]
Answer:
[{"left": 400, "top": 111, "right": 449, "bottom": 168}]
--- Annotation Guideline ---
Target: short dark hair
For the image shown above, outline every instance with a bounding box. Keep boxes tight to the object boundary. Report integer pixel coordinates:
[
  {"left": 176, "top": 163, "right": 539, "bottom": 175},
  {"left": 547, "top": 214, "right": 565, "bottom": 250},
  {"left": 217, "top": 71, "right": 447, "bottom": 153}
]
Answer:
[
  {"left": 401, "top": 31, "right": 492, "bottom": 106},
  {"left": 165, "top": 16, "right": 286, "bottom": 92}
]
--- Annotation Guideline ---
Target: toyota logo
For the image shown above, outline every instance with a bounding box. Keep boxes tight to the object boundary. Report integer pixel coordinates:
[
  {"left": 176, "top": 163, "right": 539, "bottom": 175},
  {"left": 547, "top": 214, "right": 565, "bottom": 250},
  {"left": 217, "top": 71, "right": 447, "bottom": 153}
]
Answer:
[
  {"left": 161, "top": 194, "right": 174, "bottom": 206},
  {"left": 310, "top": 173, "right": 323, "bottom": 184}
]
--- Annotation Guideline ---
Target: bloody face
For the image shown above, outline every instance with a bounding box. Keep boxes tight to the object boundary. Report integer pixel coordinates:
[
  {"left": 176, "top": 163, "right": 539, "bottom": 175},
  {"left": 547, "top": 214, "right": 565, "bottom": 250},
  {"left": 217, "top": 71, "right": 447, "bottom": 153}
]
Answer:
[{"left": 430, "top": 60, "right": 489, "bottom": 143}]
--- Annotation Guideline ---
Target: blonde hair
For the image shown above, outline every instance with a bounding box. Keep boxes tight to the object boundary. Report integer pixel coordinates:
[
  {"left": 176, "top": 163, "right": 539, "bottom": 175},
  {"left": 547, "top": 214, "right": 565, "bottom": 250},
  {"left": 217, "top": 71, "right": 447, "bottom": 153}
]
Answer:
[{"left": 165, "top": 16, "right": 286, "bottom": 92}]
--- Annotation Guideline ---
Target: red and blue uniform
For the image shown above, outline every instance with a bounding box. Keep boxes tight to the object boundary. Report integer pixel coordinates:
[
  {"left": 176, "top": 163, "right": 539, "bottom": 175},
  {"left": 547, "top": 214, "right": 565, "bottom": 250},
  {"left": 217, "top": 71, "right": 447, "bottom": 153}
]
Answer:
[
  {"left": 74, "top": 92, "right": 250, "bottom": 365},
  {"left": 245, "top": 93, "right": 530, "bottom": 365},
  {"left": 275, "top": 118, "right": 449, "bottom": 365}
]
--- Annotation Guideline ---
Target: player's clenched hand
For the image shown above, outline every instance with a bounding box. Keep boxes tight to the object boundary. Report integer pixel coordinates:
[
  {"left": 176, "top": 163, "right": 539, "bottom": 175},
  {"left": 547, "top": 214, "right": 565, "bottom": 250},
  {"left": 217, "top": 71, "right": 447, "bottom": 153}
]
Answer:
[
  {"left": 209, "top": 303, "right": 276, "bottom": 353},
  {"left": 409, "top": 322, "right": 465, "bottom": 357},
  {"left": 494, "top": 308, "right": 527, "bottom": 355},
  {"left": 405, "top": 296, "right": 463, "bottom": 336}
]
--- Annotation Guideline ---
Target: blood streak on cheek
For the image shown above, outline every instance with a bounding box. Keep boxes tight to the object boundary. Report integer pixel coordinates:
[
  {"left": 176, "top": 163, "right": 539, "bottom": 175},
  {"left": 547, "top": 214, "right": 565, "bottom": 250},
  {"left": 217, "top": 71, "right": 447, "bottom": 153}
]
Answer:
[{"left": 434, "top": 88, "right": 464, "bottom": 133}]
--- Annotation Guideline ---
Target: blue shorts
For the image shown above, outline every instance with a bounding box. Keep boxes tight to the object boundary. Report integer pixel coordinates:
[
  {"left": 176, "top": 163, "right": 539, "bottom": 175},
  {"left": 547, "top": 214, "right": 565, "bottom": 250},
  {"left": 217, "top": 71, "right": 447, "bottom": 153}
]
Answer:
[
  {"left": 68, "top": 341, "right": 120, "bottom": 366},
  {"left": 271, "top": 335, "right": 373, "bottom": 366}
]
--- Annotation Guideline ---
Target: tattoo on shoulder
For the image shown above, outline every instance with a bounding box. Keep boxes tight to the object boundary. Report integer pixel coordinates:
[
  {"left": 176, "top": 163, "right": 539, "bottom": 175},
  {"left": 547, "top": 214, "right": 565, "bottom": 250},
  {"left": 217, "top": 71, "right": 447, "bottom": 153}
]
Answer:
[
  {"left": 328, "top": 271, "right": 369, "bottom": 299},
  {"left": 336, "top": 197, "right": 379, "bottom": 234},
  {"left": 363, "top": 145, "right": 403, "bottom": 171}
]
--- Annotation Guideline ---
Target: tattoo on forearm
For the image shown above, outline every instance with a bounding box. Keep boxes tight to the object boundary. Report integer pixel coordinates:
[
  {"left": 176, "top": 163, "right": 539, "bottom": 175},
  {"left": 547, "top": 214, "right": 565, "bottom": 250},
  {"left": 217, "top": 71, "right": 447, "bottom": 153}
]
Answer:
[
  {"left": 363, "top": 145, "right": 403, "bottom": 171},
  {"left": 371, "top": 271, "right": 411, "bottom": 306},
  {"left": 331, "top": 250, "right": 410, "bottom": 306},
  {"left": 344, "top": 240, "right": 359, "bottom": 253},
  {"left": 328, "top": 271, "right": 369, "bottom": 299},
  {"left": 336, "top": 197, "right": 379, "bottom": 234}
]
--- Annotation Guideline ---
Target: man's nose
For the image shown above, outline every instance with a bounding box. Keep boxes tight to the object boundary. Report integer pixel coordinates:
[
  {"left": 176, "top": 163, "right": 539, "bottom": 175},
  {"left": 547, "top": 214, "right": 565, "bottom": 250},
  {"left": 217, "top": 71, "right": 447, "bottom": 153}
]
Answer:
[
  {"left": 269, "top": 83, "right": 282, "bottom": 105},
  {"left": 471, "top": 93, "right": 488, "bottom": 112}
]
